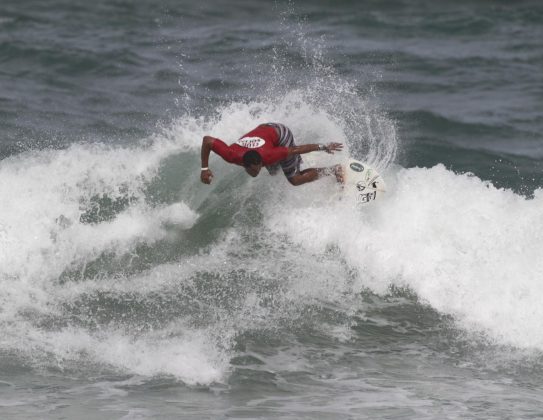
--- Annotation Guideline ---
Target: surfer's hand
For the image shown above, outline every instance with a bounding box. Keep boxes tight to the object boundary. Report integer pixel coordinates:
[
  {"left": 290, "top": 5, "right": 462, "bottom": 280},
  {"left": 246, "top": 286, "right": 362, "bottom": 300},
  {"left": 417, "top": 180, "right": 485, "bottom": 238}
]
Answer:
[
  {"left": 201, "top": 169, "right": 213, "bottom": 184},
  {"left": 325, "top": 143, "right": 343, "bottom": 154}
]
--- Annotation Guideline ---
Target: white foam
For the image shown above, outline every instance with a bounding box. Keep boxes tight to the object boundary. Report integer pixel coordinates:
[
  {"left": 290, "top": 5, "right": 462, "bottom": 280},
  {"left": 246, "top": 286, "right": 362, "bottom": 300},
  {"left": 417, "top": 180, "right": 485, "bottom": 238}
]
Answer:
[
  {"left": 0, "top": 139, "right": 201, "bottom": 363},
  {"left": 267, "top": 164, "right": 543, "bottom": 349},
  {"left": 0, "top": 92, "right": 397, "bottom": 383},
  {"left": 3, "top": 324, "right": 226, "bottom": 386}
]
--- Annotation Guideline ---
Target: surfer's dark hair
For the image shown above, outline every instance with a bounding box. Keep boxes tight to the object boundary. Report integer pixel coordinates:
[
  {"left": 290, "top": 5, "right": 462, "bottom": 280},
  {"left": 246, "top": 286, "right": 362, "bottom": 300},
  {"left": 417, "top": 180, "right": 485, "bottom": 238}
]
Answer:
[{"left": 242, "top": 150, "right": 262, "bottom": 167}]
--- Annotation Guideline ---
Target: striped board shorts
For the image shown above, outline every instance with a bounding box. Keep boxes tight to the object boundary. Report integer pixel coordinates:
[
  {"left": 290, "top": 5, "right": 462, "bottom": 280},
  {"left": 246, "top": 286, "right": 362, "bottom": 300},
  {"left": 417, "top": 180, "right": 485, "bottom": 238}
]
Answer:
[{"left": 262, "top": 123, "right": 302, "bottom": 179}]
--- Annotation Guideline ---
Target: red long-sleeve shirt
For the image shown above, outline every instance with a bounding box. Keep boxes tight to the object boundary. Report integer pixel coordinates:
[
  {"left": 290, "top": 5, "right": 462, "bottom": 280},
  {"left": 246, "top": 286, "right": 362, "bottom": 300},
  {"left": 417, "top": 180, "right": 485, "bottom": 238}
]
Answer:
[{"left": 211, "top": 125, "right": 289, "bottom": 166}]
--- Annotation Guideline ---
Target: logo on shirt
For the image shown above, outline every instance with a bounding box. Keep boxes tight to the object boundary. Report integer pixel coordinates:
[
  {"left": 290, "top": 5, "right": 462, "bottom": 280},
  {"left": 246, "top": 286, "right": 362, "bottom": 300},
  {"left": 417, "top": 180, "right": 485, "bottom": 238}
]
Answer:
[{"left": 236, "top": 136, "right": 265, "bottom": 148}]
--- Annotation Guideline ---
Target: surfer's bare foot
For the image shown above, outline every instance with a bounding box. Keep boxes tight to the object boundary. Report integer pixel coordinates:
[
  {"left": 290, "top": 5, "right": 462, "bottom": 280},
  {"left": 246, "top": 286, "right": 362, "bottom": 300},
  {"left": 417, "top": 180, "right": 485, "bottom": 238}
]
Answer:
[{"left": 333, "top": 164, "right": 344, "bottom": 184}]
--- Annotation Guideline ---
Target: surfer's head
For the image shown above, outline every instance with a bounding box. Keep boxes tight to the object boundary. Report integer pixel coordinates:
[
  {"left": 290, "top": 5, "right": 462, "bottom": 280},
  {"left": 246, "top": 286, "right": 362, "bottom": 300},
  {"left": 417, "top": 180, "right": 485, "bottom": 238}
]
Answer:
[{"left": 242, "top": 150, "right": 262, "bottom": 177}]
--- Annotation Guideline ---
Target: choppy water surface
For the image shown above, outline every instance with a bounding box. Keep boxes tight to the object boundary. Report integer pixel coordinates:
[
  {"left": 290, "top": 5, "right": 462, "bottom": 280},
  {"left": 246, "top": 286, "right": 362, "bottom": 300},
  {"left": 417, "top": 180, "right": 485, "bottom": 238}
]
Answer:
[{"left": 1, "top": 0, "right": 543, "bottom": 418}]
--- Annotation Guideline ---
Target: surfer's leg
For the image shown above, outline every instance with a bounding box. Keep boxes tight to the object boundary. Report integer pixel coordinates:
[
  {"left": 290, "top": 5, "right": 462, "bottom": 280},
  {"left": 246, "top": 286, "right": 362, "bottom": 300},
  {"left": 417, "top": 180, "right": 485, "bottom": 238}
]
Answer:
[
  {"left": 287, "top": 168, "right": 320, "bottom": 186},
  {"left": 287, "top": 165, "right": 343, "bottom": 186}
]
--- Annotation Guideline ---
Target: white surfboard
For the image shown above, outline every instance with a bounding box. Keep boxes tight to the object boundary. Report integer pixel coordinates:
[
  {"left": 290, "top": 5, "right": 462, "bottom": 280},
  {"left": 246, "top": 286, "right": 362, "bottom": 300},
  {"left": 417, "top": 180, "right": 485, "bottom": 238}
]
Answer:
[
  {"left": 343, "top": 159, "right": 386, "bottom": 204},
  {"left": 302, "top": 154, "right": 386, "bottom": 204}
]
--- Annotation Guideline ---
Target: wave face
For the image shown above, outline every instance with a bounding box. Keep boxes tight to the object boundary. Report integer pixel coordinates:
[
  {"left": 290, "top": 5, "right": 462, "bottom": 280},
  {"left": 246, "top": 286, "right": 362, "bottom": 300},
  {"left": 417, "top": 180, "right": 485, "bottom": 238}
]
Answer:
[
  {"left": 1, "top": 93, "right": 542, "bottom": 389},
  {"left": 0, "top": 87, "right": 398, "bottom": 385}
]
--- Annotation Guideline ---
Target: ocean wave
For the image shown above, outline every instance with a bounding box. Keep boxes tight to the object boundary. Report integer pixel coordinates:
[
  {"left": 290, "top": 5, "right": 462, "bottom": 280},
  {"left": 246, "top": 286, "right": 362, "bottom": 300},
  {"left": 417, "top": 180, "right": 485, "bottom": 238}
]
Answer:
[
  {"left": 0, "top": 91, "right": 398, "bottom": 383},
  {"left": 17, "top": 88, "right": 541, "bottom": 382},
  {"left": 267, "top": 163, "right": 543, "bottom": 350}
]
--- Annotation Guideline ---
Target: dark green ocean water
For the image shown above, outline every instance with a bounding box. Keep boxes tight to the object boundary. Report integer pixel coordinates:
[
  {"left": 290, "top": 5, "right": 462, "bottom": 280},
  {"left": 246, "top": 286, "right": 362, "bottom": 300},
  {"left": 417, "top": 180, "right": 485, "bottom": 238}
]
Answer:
[{"left": 1, "top": 0, "right": 543, "bottom": 418}]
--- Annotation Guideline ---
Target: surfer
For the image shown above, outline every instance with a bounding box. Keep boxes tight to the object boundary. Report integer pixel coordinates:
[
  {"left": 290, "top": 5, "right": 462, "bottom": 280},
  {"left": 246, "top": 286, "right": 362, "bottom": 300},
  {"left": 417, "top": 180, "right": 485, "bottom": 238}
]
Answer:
[{"left": 200, "top": 123, "right": 343, "bottom": 186}]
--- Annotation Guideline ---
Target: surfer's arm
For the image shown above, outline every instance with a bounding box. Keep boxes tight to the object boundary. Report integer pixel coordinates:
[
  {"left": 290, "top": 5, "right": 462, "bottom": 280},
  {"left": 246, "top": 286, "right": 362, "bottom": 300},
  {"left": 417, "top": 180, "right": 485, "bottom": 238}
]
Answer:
[
  {"left": 286, "top": 142, "right": 343, "bottom": 156},
  {"left": 200, "top": 136, "right": 239, "bottom": 184},
  {"left": 200, "top": 136, "right": 217, "bottom": 184}
]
